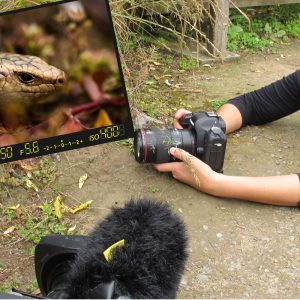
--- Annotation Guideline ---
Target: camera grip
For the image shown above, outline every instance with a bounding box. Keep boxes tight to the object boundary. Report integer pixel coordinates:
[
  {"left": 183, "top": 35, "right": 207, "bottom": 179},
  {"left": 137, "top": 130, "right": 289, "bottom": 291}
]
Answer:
[{"left": 202, "top": 127, "right": 227, "bottom": 173}]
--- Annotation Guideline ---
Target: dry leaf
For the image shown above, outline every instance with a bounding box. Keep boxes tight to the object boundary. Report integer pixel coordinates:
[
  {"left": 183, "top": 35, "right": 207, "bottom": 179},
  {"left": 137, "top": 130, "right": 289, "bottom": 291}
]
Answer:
[
  {"left": 18, "top": 160, "right": 35, "bottom": 171},
  {"left": 94, "top": 109, "right": 112, "bottom": 128},
  {"left": 71, "top": 200, "right": 93, "bottom": 214},
  {"left": 79, "top": 173, "right": 88, "bottom": 189},
  {"left": 7, "top": 204, "right": 20, "bottom": 210},
  {"left": 152, "top": 61, "right": 162, "bottom": 66},
  {"left": 54, "top": 196, "right": 63, "bottom": 219},
  {"left": 25, "top": 178, "right": 39, "bottom": 192},
  {"left": 4, "top": 226, "right": 15, "bottom": 235},
  {"left": 164, "top": 79, "right": 172, "bottom": 87},
  {"left": 202, "top": 64, "right": 212, "bottom": 68},
  {"left": 58, "top": 114, "right": 87, "bottom": 135},
  {"left": 67, "top": 224, "right": 77, "bottom": 234}
]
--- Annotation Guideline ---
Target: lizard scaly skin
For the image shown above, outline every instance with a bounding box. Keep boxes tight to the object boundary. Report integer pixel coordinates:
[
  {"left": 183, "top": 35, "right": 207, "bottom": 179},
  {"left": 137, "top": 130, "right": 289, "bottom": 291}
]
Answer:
[{"left": 0, "top": 53, "right": 67, "bottom": 129}]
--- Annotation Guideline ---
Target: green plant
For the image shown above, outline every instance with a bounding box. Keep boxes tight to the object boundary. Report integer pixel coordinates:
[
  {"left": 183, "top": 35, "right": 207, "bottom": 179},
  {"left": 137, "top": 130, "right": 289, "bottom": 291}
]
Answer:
[
  {"left": 149, "top": 186, "right": 160, "bottom": 193},
  {"left": 5, "top": 208, "right": 16, "bottom": 221},
  {"left": 119, "top": 139, "right": 134, "bottom": 155},
  {"left": 9, "top": 200, "right": 68, "bottom": 245},
  {"left": 32, "top": 158, "right": 58, "bottom": 184},
  {"left": 179, "top": 58, "right": 199, "bottom": 71},
  {"left": 210, "top": 98, "right": 229, "bottom": 110},
  {"left": 26, "top": 279, "right": 39, "bottom": 293},
  {"left": 228, "top": 4, "right": 300, "bottom": 53}
]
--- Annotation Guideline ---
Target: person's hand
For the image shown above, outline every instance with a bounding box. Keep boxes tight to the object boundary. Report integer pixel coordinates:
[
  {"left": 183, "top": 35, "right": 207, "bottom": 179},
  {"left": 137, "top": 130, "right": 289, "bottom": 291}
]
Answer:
[
  {"left": 153, "top": 147, "right": 220, "bottom": 194},
  {"left": 173, "top": 108, "right": 192, "bottom": 129}
]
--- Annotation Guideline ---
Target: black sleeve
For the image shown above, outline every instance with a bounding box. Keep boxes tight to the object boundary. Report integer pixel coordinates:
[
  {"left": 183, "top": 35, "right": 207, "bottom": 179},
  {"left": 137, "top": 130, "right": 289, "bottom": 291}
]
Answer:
[{"left": 227, "top": 70, "right": 300, "bottom": 127}]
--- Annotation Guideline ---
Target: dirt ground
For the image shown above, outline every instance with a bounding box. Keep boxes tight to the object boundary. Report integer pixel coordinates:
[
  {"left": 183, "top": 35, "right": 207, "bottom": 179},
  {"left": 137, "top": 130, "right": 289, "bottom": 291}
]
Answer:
[{"left": 1, "top": 39, "right": 300, "bottom": 297}]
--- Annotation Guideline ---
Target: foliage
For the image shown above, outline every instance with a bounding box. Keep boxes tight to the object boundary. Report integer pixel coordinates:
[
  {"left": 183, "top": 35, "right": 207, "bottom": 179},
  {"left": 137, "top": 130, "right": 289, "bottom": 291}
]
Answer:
[
  {"left": 228, "top": 4, "right": 300, "bottom": 53},
  {"left": 179, "top": 58, "right": 199, "bottom": 71},
  {"left": 26, "top": 279, "right": 39, "bottom": 293},
  {"left": 4, "top": 200, "right": 68, "bottom": 245},
  {"left": 210, "top": 98, "right": 229, "bottom": 111}
]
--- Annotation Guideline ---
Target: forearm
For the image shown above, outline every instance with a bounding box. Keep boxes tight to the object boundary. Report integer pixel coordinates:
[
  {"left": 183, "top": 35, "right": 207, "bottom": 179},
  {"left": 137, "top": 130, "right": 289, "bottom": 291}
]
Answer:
[{"left": 210, "top": 173, "right": 300, "bottom": 206}]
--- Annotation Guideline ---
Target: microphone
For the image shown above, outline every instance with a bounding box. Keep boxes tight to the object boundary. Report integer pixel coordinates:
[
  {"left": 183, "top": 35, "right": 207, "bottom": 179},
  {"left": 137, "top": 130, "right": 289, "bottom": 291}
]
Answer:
[{"left": 54, "top": 198, "right": 188, "bottom": 299}]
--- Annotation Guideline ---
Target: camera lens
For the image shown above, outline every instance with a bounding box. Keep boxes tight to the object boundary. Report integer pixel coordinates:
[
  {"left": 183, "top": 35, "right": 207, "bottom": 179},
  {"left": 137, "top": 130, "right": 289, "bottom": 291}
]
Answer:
[{"left": 134, "top": 128, "right": 196, "bottom": 163}]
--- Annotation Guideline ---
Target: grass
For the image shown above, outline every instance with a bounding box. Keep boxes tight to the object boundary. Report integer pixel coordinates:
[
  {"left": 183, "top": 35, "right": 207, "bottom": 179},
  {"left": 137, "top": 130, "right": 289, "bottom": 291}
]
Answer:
[{"left": 0, "top": 0, "right": 59, "bottom": 11}]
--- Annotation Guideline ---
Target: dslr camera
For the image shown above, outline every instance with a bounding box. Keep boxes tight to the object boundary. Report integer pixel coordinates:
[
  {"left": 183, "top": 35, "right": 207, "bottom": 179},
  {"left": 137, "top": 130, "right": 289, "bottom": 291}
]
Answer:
[{"left": 134, "top": 111, "right": 227, "bottom": 173}]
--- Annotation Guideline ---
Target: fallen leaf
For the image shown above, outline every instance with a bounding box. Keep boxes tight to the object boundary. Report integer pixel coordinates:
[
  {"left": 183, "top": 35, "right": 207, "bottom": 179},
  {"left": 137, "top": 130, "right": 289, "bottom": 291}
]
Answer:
[
  {"left": 71, "top": 200, "right": 93, "bottom": 214},
  {"left": 164, "top": 79, "right": 172, "bottom": 87},
  {"left": 79, "top": 173, "right": 88, "bottom": 189},
  {"left": 67, "top": 224, "right": 77, "bottom": 234},
  {"left": 4, "top": 226, "right": 15, "bottom": 235},
  {"left": 58, "top": 113, "right": 88, "bottom": 135},
  {"left": 18, "top": 160, "right": 35, "bottom": 171},
  {"left": 202, "top": 64, "right": 212, "bottom": 68},
  {"left": 25, "top": 178, "right": 39, "bottom": 192},
  {"left": 94, "top": 109, "right": 113, "bottom": 128},
  {"left": 54, "top": 196, "right": 63, "bottom": 219},
  {"left": 7, "top": 204, "right": 20, "bottom": 210}
]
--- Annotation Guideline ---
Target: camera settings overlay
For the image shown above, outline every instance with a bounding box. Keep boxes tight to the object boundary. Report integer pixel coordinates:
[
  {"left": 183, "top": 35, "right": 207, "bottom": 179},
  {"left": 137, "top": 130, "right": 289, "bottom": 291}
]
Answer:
[{"left": 0, "top": 123, "right": 132, "bottom": 163}]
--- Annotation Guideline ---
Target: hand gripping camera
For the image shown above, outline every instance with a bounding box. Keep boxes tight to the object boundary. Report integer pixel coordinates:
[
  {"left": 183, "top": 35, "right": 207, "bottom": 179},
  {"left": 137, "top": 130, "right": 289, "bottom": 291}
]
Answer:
[{"left": 134, "top": 112, "right": 227, "bottom": 173}]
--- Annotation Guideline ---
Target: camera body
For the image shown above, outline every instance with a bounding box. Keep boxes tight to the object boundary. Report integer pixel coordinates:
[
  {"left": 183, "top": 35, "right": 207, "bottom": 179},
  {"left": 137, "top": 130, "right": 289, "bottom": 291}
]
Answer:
[{"left": 134, "top": 111, "right": 227, "bottom": 173}]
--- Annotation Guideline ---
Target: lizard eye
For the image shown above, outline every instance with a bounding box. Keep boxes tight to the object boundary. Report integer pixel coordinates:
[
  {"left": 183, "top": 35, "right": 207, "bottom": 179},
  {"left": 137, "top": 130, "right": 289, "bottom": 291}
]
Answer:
[{"left": 17, "top": 72, "right": 35, "bottom": 83}]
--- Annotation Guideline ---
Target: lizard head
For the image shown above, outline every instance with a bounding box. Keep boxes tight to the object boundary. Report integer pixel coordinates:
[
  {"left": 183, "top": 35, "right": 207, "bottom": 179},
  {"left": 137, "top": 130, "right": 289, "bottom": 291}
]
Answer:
[{"left": 0, "top": 53, "right": 67, "bottom": 104}]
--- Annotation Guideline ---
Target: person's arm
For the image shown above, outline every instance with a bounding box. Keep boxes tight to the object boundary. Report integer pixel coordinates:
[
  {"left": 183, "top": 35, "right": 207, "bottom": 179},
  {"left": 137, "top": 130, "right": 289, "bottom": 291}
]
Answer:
[
  {"left": 155, "top": 71, "right": 300, "bottom": 206},
  {"left": 154, "top": 148, "right": 300, "bottom": 206}
]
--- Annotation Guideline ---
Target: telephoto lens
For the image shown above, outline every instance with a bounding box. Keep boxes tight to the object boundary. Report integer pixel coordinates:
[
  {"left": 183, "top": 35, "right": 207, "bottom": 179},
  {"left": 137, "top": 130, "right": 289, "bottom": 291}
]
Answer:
[{"left": 134, "top": 128, "right": 196, "bottom": 163}]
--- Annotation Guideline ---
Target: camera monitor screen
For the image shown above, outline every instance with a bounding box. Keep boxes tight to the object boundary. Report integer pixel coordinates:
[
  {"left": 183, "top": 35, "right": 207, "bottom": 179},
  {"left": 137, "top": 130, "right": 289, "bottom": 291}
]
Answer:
[{"left": 0, "top": 0, "right": 134, "bottom": 163}]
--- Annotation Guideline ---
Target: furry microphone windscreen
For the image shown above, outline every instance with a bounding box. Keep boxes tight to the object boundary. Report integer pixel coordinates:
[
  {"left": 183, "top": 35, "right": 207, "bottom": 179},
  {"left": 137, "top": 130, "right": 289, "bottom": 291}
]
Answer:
[{"left": 61, "top": 198, "right": 188, "bottom": 299}]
